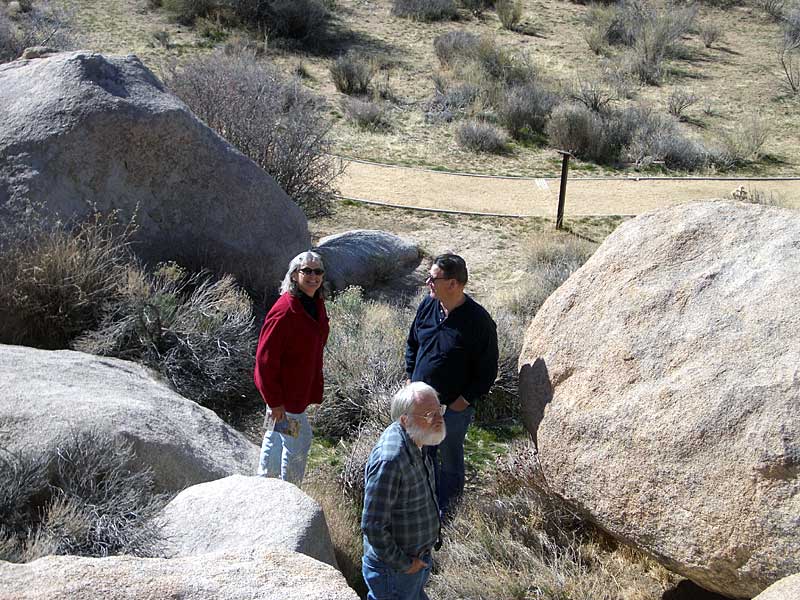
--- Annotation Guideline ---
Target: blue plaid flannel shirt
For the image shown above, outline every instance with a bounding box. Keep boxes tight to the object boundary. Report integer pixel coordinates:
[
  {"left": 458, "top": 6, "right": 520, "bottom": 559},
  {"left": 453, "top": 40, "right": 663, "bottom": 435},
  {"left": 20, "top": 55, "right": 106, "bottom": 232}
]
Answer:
[{"left": 361, "top": 422, "right": 440, "bottom": 572}]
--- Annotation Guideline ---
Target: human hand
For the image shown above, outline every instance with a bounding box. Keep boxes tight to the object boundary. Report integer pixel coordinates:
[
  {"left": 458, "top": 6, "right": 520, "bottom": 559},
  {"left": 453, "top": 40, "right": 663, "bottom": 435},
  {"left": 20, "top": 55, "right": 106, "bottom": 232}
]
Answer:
[
  {"left": 270, "top": 405, "right": 287, "bottom": 422},
  {"left": 449, "top": 396, "right": 470, "bottom": 412},
  {"left": 405, "top": 557, "right": 427, "bottom": 575}
]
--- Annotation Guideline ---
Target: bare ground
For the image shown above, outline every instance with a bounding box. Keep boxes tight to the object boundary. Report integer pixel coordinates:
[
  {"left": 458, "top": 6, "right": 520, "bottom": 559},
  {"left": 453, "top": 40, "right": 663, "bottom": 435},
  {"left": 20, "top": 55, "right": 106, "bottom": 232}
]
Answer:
[{"left": 336, "top": 159, "right": 800, "bottom": 215}]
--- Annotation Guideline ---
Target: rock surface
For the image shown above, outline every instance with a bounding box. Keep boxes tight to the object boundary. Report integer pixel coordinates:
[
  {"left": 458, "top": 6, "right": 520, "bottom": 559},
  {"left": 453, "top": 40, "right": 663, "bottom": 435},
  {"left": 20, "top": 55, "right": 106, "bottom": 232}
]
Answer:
[
  {"left": 0, "top": 547, "right": 359, "bottom": 600},
  {"left": 752, "top": 573, "right": 800, "bottom": 600},
  {"left": 0, "top": 50, "right": 309, "bottom": 293},
  {"left": 0, "top": 344, "right": 258, "bottom": 493},
  {"left": 158, "top": 475, "right": 337, "bottom": 567},
  {"left": 518, "top": 201, "right": 800, "bottom": 598},
  {"left": 316, "top": 229, "right": 421, "bottom": 292}
]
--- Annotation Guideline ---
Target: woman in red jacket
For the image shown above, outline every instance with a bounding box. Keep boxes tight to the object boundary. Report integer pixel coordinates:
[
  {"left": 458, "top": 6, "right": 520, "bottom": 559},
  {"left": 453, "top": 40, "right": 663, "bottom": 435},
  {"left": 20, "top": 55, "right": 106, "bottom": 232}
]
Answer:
[{"left": 254, "top": 250, "right": 329, "bottom": 486}]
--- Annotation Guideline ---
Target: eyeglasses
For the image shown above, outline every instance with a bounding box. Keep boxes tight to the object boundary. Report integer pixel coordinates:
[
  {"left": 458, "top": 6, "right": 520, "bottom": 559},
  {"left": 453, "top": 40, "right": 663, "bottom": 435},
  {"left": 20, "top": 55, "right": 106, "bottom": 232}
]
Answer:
[
  {"left": 299, "top": 267, "right": 325, "bottom": 276},
  {"left": 409, "top": 405, "right": 446, "bottom": 423},
  {"left": 425, "top": 275, "right": 451, "bottom": 284}
]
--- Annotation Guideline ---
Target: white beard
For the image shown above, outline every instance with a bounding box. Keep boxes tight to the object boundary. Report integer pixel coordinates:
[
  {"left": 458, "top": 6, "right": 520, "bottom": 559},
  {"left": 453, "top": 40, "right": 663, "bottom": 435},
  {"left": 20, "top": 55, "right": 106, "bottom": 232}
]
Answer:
[{"left": 406, "top": 420, "right": 447, "bottom": 447}]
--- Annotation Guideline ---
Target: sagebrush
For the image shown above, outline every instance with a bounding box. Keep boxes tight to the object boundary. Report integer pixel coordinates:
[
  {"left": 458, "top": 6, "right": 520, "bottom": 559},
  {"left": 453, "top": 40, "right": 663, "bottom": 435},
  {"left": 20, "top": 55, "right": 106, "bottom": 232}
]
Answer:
[
  {"left": 0, "top": 430, "right": 166, "bottom": 563},
  {"left": 164, "top": 50, "right": 342, "bottom": 217}
]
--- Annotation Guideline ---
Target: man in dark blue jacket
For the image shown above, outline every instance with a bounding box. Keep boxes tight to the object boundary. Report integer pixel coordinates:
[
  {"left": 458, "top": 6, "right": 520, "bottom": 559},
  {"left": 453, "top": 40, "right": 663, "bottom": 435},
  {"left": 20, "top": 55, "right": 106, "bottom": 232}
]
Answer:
[{"left": 405, "top": 253, "right": 498, "bottom": 518}]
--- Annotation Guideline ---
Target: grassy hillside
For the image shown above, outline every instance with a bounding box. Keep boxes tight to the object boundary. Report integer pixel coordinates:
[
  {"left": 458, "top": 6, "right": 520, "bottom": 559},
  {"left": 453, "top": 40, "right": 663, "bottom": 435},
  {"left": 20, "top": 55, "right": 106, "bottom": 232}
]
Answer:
[{"left": 54, "top": 0, "right": 800, "bottom": 177}]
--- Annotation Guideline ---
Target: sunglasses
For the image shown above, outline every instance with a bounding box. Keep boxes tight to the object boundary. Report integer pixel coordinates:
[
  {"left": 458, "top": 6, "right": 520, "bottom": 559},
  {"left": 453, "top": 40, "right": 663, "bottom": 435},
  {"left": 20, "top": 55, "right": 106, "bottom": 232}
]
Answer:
[
  {"left": 298, "top": 267, "right": 325, "bottom": 276},
  {"left": 425, "top": 275, "right": 451, "bottom": 284}
]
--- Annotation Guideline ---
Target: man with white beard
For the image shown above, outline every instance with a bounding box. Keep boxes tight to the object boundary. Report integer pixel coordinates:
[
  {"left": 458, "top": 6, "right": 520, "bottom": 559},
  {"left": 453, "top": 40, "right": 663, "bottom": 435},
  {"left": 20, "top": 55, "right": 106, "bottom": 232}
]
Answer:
[{"left": 361, "top": 382, "right": 446, "bottom": 600}]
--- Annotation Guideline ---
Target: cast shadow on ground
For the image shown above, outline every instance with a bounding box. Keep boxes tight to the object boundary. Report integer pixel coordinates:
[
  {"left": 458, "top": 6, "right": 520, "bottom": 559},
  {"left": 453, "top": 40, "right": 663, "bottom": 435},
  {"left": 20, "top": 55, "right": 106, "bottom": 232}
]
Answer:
[{"left": 662, "top": 580, "right": 732, "bottom": 600}]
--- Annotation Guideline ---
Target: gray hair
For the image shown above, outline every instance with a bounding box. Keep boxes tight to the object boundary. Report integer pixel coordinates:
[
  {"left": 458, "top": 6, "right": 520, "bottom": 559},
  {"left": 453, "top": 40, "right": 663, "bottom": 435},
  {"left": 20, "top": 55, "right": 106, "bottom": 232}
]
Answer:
[
  {"left": 391, "top": 381, "right": 439, "bottom": 421},
  {"left": 280, "top": 250, "right": 325, "bottom": 297}
]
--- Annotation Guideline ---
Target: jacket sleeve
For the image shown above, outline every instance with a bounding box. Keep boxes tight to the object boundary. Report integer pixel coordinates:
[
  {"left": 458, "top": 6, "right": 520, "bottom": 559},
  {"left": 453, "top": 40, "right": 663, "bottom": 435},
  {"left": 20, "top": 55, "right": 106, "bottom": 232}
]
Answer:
[
  {"left": 462, "top": 316, "right": 499, "bottom": 405},
  {"left": 404, "top": 305, "right": 422, "bottom": 379},
  {"left": 253, "top": 312, "right": 289, "bottom": 408},
  {"left": 361, "top": 459, "right": 413, "bottom": 572}
]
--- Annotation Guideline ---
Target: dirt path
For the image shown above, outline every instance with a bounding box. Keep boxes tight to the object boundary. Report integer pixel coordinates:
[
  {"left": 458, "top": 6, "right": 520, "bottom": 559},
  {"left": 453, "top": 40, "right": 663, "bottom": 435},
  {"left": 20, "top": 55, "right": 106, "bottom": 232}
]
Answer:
[{"left": 336, "top": 160, "right": 800, "bottom": 216}]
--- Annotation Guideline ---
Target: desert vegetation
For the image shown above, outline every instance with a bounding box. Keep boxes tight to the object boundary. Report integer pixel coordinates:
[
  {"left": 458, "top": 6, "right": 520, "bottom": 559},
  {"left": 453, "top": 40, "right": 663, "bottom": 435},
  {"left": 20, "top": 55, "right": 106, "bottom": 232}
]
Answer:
[
  {"left": 163, "top": 50, "right": 342, "bottom": 217},
  {"left": 0, "top": 0, "right": 73, "bottom": 63},
  {"left": 0, "top": 429, "right": 166, "bottom": 563},
  {"left": 0, "top": 204, "right": 260, "bottom": 417}
]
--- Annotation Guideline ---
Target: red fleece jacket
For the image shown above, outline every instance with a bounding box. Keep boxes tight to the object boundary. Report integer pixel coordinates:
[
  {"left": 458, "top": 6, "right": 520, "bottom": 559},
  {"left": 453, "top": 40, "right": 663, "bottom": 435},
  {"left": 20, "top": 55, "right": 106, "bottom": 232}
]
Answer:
[{"left": 254, "top": 292, "right": 329, "bottom": 414}]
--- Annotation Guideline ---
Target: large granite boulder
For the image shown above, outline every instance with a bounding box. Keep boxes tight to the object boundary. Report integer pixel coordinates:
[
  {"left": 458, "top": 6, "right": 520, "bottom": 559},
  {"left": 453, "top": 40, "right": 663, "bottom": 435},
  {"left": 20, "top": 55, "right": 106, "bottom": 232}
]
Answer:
[
  {"left": 0, "top": 344, "right": 259, "bottom": 493},
  {"left": 316, "top": 229, "right": 421, "bottom": 292},
  {"left": 0, "top": 50, "right": 309, "bottom": 293},
  {"left": 518, "top": 201, "right": 800, "bottom": 598},
  {"left": 157, "top": 475, "right": 337, "bottom": 567},
  {"left": 0, "top": 547, "right": 359, "bottom": 600},
  {"left": 753, "top": 573, "right": 800, "bottom": 600}
]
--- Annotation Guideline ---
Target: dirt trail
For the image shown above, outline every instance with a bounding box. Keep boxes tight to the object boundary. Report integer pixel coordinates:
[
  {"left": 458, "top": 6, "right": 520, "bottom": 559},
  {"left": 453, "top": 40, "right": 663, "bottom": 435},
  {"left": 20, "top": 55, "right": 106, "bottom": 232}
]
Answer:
[{"left": 336, "top": 160, "right": 800, "bottom": 216}]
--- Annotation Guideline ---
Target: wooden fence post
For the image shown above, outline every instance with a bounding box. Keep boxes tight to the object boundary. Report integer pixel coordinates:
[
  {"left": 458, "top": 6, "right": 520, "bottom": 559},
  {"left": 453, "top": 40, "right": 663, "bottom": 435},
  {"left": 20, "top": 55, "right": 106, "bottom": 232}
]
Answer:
[{"left": 556, "top": 150, "right": 572, "bottom": 230}]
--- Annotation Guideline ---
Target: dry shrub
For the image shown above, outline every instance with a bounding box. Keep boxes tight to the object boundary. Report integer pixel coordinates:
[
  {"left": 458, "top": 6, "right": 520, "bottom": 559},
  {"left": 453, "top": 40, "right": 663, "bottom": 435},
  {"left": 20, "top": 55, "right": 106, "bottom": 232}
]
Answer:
[
  {"left": 622, "top": 106, "right": 709, "bottom": 170},
  {"left": 0, "top": 206, "right": 134, "bottom": 349},
  {"left": 426, "top": 75, "right": 480, "bottom": 121},
  {"left": 342, "top": 97, "right": 389, "bottom": 131},
  {"left": 569, "top": 77, "right": 616, "bottom": 112},
  {"left": 497, "top": 81, "right": 558, "bottom": 139},
  {"left": 588, "top": 0, "right": 697, "bottom": 85},
  {"left": 496, "top": 0, "right": 523, "bottom": 31},
  {"left": 713, "top": 113, "right": 770, "bottom": 168},
  {"left": 330, "top": 51, "right": 374, "bottom": 95},
  {"left": 314, "top": 287, "right": 410, "bottom": 439},
  {"left": 392, "top": 0, "right": 458, "bottom": 21},
  {"left": 546, "top": 103, "right": 625, "bottom": 164},
  {"left": 429, "top": 439, "right": 672, "bottom": 600},
  {"left": 778, "top": 29, "right": 800, "bottom": 94},
  {"left": 74, "top": 264, "right": 258, "bottom": 414},
  {"left": 164, "top": 50, "right": 341, "bottom": 218},
  {"left": 434, "top": 30, "right": 481, "bottom": 67},
  {"left": 548, "top": 103, "right": 709, "bottom": 169},
  {"left": 492, "top": 232, "right": 596, "bottom": 320},
  {"left": 729, "top": 186, "right": 789, "bottom": 207},
  {"left": 758, "top": 0, "right": 788, "bottom": 20},
  {"left": 0, "top": 0, "right": 73, "bottom": 63},
  {"left": 0, "top": 430, "right": 166, "bottom": 563},
  {"left": 666, "top": 87, "right": 698, "bottom": 119},
  {"left": 456, "top": 120, "right": 509, "bottom": 154},
  {"left": 699, "top": 21, "right": 723, "bottom": 48}
]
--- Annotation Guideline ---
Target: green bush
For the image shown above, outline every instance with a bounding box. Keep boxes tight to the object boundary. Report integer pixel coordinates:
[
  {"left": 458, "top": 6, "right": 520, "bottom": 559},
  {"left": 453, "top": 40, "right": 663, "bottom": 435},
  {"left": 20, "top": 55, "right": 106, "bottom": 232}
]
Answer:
[
  {"left": 456, "top": 120, "right": 509, "bottom": 153},
  {"left": 0, "top": 430, "right": 166, "bottom": 562},
  {"left": 73, "top": 264, "right": 258, "bottom": 413},
  {"left": 0, "top": 208, "right": 134, "bottom": 349},
  {"left": 164, "top": 51, "right": 341, "bottom": 218},
  {"left": 330, "top": 51, "right": 374, "bottom": 95},
  {"left": 392, "top": 0, "right": 458, "bottom": 21}
]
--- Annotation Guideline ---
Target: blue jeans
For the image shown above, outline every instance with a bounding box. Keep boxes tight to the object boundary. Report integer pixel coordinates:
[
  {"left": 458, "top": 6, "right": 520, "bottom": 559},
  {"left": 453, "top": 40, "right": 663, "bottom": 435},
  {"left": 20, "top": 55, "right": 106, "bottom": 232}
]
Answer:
[
  {"left": 362, "top": 553, "right": 432, "bottom": 600},
  {"left": 257, "top": 410, "right": 312, "bottom": 486},
  {"left": 425, "top": 405, "right": 475, "bottom": 517}
]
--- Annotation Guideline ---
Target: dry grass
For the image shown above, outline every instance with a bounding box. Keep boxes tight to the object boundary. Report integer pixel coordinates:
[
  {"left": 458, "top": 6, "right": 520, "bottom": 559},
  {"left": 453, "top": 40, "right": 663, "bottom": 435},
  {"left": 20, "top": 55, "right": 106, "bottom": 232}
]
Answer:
[
  {"left": 59, "top": 0, "right": 799, "bottom": 176},
  {"left": 427, "top": 439, "right": 677, "bottom": 600}
]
